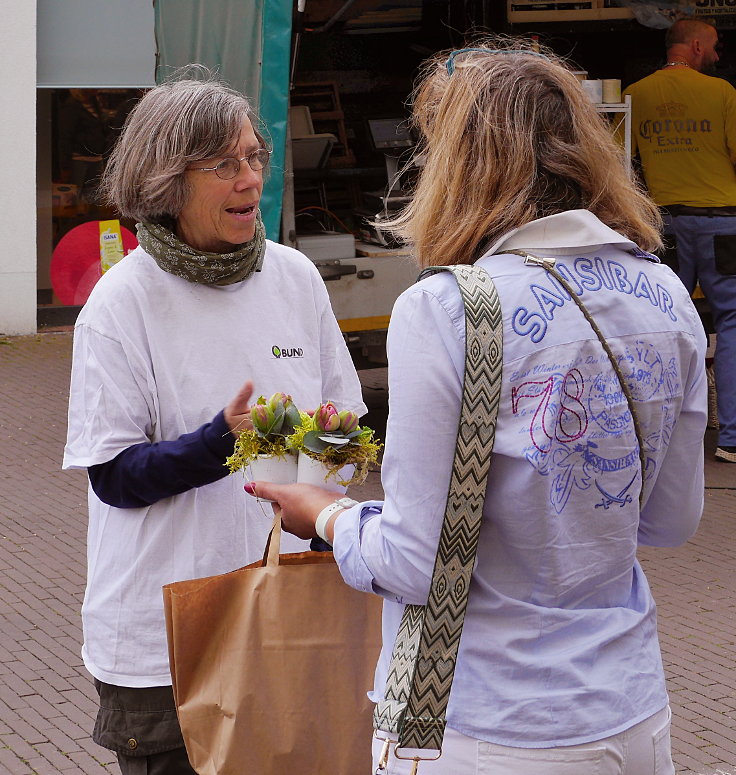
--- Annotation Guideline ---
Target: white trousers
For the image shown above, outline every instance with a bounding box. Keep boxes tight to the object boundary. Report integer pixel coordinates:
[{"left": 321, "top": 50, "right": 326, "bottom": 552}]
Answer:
[{"left": 373, "top": 706, "right": 674, "bottom": 775}]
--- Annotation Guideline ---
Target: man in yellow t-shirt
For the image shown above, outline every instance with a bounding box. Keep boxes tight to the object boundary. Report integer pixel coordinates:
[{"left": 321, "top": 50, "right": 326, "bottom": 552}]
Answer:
[{"left": 626, "top": 19, "right": 736, "bottom": 463}]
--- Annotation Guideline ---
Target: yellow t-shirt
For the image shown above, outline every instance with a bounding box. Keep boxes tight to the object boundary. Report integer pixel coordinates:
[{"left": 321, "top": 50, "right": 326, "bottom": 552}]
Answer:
[{"left": 625, "top": 68, "right": 736, "bottom": 207}]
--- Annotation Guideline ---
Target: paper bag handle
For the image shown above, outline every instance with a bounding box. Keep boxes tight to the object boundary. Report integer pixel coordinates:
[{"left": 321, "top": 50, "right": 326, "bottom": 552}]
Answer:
[{"left": 262, "top": 509, "right": 282, "bottom": 567}]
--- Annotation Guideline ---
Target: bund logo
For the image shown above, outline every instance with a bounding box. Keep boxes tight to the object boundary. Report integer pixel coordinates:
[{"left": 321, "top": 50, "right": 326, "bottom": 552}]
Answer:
[{"left": 272, "top": 345, "right": 304, "bottom": 359}]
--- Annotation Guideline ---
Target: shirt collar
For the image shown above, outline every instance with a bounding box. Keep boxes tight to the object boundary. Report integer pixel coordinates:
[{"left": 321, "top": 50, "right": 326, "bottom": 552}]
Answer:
[{"left": 484, "top": 209, "right": 638, "bottom": 256}]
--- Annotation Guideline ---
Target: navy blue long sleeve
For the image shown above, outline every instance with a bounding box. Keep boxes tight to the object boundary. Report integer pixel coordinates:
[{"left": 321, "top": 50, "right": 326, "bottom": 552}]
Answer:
[{"left": 88, "top": 410, "right": 236, "bottom": 508}]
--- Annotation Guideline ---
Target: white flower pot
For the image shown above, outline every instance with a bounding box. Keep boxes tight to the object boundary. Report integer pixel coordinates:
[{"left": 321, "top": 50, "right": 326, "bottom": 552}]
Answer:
[
  {"left": 245, "top": 454, "right": 298, "bottom": 499},
  {"left": 296, "top": 451, "right": 355, "bottom": 493}
]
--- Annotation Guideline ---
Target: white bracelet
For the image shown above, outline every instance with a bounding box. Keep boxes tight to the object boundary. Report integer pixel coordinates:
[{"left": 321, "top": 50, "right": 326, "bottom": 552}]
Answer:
[{"left": 314, "top": 497, "right": 358, "bottom": 543}]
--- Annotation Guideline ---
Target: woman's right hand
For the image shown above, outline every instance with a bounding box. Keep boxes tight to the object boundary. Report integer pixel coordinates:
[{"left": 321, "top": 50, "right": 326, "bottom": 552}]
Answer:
[{"left": 224, "top": 380, "right": 254, "bottom": 436}]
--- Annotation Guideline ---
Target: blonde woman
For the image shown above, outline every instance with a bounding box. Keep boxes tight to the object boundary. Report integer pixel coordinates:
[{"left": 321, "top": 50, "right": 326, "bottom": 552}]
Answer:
[{"left": 252, "top": 40, "right": 706, "bottom": 774}]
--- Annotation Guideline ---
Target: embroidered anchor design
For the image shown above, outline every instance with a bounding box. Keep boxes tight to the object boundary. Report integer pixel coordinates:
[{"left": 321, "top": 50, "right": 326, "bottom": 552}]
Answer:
[{"left": 594, "top": 472, "right": 638, "bottom": 510}]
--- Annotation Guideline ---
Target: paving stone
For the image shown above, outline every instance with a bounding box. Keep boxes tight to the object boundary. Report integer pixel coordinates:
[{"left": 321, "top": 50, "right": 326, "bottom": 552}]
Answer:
[
  {"left": 0, "top": 733, "right": 38, "bottom": 763},
  {"left": 64, "top": 750, "right": 116, "bottom": 775},
  {"left": 0, "top": 746, "right": 33, "bottom": 775},
  {"left": 46, "top": 714, "right": 89, "bottom": 743}
]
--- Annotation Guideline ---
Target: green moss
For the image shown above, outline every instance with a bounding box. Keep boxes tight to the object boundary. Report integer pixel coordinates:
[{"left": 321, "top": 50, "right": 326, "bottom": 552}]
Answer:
[{"left": 225, "top": 430, "right": 292, "bottom": 473}]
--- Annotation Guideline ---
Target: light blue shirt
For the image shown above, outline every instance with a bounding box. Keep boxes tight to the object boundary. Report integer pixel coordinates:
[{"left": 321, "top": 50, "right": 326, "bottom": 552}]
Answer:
[{"left": 333, "top": 210, "right": 707, "bottom": 747}]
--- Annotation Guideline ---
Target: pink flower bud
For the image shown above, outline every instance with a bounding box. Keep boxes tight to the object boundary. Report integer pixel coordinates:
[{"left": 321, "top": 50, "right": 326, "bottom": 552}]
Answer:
[
  {"left": 267, "top": 392, "right": 291, "bottom": 412},
  {"left": 338, "top": 410, "right": 359, "bottom": 434},
  {"left": 251, "top": 403, "right": 272, "bottom": 433},
  {"left": 315, "top": 402, "right": 340, "bottom": 432}
]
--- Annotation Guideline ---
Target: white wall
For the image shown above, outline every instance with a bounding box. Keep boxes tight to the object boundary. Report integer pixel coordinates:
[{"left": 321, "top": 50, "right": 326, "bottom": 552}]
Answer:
[{"left": 0, "top": 1, "right": 37, "bottom": 334}]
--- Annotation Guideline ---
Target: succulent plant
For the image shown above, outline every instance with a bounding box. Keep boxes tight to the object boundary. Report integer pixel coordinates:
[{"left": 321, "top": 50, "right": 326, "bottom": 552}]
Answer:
[
  {"left": 300, "top": 402, "right": 370, "bottom": 454},
  {"left": 284, "top": 401, "right": 381, "bottom": 486},
  {"left": 226, "top": 392, "right": 302, "bottom": 473},
  {"left": 250, "top": 392, "right": 302, "bottom": 440}
]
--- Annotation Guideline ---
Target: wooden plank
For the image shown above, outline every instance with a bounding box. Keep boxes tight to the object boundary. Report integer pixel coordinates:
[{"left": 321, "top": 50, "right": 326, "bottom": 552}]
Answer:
[
  {"left": 508, "top": 8, "right": 633, "bottom": 22},
  {"left": 355, "top": 241, "right": 412, "bottom": 258},
  {"left": 507, "top": 0, "right": 633, "bottom": 21}
]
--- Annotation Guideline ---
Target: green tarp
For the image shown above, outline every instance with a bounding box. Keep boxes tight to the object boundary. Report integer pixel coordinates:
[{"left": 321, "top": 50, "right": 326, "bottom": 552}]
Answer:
[{"left": 154, "top": 0, "right": 292, "bottom": 240}]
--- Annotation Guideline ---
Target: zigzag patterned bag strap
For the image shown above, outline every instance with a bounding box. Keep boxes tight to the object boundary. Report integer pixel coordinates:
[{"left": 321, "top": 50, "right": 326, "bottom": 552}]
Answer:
[{"left": 373, "top": 264, "right": 503, "bottom": 761}]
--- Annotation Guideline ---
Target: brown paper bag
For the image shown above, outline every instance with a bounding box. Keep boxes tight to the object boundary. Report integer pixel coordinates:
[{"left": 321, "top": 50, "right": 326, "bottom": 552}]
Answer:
[{"left": 163, "top": 513, "right": 383, "bottom": 775}]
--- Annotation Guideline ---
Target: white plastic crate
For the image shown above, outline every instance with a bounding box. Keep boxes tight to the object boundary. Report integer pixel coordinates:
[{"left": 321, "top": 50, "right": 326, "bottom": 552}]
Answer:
[{"left": 296, "top": 232, "right": 356, "bottom": 261}]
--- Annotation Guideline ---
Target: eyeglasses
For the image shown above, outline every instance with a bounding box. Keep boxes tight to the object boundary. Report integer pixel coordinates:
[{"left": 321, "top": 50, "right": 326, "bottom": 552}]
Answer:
[
  {"left": 446, "top": 47, "right": 550, "bottom": 76},
  {"left": 194, "top": 148, "right": 271, "bottom": 180}
]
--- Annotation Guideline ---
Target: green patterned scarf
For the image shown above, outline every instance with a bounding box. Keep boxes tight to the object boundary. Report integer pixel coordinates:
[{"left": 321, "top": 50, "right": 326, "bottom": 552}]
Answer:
[{"left": 137, "top": 213, "right": 266, "bottom": 286}]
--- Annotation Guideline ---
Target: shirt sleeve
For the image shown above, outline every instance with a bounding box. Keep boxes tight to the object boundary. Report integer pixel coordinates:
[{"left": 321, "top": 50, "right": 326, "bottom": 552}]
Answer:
[
  {"left": 64, "top": 322, "right": 159, "bottom": 469},
  {"left": 638, "top": 322, "right": 707, "bottom": 546},
  {"left": 87, "top": 410, "right": 236, "bottom": 508},
  {"left": 332, "top": 280, "right": 466, "bottom": 605}
]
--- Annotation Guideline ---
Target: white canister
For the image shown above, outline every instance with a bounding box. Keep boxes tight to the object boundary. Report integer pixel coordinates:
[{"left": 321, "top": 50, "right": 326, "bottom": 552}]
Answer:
[
  {"left": 296, "top": 451, "right": 355, "bottom": 493},
  {"left": 582, "top": 79, "right": 603, "bottom": 104},
  {"left": 245, "top": 453, "right": 299, "bottom": 501},
  {"left": 602, "top": 79, "right": 622, "bottom": 104}
]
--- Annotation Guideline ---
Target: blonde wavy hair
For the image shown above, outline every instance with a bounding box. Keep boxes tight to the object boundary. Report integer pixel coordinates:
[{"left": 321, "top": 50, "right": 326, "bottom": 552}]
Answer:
[{"left": 384, "top": 38, "right": 662, "bottom": 266}]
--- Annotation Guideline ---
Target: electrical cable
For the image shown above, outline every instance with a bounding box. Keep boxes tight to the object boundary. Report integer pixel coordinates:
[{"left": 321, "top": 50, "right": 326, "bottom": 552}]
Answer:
[{"left": 296, "top": 206, "right": 357, "bottom": 236}]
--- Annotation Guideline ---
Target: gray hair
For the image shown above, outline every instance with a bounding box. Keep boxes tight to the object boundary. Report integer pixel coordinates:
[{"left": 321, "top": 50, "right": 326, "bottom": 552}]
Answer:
[{"left": 101, "top": 71, "right": 266, "bottom": 222}]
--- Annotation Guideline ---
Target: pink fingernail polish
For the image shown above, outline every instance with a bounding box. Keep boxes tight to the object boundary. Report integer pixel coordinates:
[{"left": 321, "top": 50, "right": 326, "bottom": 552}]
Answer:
[{"left": 244, "top": 483, "right": 256, "bottom": 495}]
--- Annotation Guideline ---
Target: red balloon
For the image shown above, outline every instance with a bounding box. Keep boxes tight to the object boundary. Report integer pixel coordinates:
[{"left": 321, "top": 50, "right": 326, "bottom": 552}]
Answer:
[{"left": 51, "top": 221, "right": 138, "bottom": 305}]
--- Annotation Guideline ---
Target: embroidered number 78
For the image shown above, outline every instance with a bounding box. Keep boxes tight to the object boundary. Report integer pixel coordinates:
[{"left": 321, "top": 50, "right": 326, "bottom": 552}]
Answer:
[{"left": 511, "top": 368, "right": 588, "bottom": 453}]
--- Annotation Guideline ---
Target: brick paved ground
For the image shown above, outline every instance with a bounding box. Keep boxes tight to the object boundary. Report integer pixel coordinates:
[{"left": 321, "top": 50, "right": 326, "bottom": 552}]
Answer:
[{"left": 0, "top": 331, "right": 734, "bottom": 774}]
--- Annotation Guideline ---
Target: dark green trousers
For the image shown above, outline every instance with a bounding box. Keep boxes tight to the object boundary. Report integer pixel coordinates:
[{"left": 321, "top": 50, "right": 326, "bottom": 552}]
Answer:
[{"left": 93, "top": 680, "right": 197, "bottom": 775}]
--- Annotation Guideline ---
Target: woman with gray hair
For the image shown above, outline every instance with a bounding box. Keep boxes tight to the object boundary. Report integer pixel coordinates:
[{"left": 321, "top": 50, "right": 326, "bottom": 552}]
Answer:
[
  {"left": 251, "top": 39, "right": 707, "bottom": 773},
  {"left": 62, "top": 74, "right": 365, "bottom": 774}
]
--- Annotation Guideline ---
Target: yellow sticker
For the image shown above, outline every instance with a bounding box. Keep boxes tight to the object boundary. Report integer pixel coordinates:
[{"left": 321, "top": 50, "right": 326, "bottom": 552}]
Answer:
[{"left": 99, "top": 220, "right": 125, "bottom": 273}]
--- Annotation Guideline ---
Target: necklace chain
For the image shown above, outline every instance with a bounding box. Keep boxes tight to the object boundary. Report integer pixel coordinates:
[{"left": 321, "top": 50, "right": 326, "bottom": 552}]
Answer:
[{"left": 663, "top": 61, "right": 691, "bottom": 69}]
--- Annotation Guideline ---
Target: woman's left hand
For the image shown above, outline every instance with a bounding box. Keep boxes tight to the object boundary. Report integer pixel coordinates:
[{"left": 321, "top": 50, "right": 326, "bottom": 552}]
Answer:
[
  {"left": 224, "top": 380, "right": 254, "bottom": 436},
  {"left": 245, "top": 482, "right": 338, "bottom": 539}
]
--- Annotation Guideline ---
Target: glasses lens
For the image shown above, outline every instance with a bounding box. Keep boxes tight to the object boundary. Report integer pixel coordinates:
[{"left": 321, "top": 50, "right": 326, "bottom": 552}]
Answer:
[
  {"left": 215, "top": 158, "right": 240, "bottom": 180},
  {"left": 248, "top": 149, "right": 270, "bottom": 171}
]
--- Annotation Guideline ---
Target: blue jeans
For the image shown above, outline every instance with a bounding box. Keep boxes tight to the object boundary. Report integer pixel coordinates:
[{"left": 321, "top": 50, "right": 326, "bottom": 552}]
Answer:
[{"left": 664, "top": 213, "right": 736, "bottom": 446}]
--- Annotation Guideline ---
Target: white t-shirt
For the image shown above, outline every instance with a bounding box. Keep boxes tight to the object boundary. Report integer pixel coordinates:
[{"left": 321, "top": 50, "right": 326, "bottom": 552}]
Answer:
[{"left": 63, "top": 239, "right": 367, "bottom": 687}]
